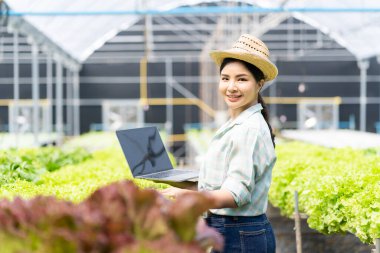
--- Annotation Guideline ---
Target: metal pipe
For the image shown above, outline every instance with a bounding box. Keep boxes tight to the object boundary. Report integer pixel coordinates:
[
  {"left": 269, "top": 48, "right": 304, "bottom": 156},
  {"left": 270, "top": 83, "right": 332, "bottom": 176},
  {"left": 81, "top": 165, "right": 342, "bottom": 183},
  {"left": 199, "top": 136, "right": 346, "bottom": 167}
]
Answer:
[
  {"left": 358, "top": 60, "right": 369, "bottom": 131},
  {"left": 12, "top": 30, "right": 19, "bottom": 145},
  {"left": 269, "top": 81, "right": 277, "bottom": 118},
  {"left": 46, "top": 53, "right": 53, "bottom": 133},
  {"left": 7, "top": 7, "right": 380, "bottom": 17},
  {"left": 267, "top": 59, "right": 277, "bottom": 118},
  {"left": 144, "top": 14, "right": 153, "bottom": 57},
  {"left": 55, "top": 57, "right": 63, "bottom": 144},
  {"left": 294, "top": 191, "right": 303, "bottom": 253},
  {"left": 165, "top": 58, "right": 173, "bottom": 145},
  {"left": 26, "top": 96, "right": 351, "bottom": 107},
  {"left": 378, "top": 57, "right": 380, "bottom": 135},
  {"left": 73, "top": 69, "right": 80, "bottom": 136},
  {"left": 66, "top": 68, "right": 73, "bottom": 135},
  {"left": 139, "top": 57, "right": 148, "bottom": 106},
  {"left": 31, "top": 40, "right": 39, "bottom": 146}
]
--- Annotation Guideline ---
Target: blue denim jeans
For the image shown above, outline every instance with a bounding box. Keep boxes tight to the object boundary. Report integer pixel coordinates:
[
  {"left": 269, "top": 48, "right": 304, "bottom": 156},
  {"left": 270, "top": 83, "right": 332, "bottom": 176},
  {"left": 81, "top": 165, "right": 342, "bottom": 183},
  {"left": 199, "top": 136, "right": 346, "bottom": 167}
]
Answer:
[{"left": 205, "top": 213, "right": 276, "bottom": 253}]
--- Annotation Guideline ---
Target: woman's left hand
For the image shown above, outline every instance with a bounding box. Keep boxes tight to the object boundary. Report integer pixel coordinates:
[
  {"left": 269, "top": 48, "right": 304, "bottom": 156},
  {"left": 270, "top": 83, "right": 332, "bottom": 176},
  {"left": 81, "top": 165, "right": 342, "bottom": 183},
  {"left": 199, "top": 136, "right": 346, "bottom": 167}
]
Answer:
[{"left": 160, "top": 187, "right": 192, "bottom": 199}]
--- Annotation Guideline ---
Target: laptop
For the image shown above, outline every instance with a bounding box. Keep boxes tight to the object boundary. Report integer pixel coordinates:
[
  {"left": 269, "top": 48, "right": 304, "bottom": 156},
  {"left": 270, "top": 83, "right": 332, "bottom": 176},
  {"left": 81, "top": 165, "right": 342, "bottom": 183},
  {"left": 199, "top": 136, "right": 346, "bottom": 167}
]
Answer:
[{"left": 116, "top": 126, "right": 199, "bottom": 182}]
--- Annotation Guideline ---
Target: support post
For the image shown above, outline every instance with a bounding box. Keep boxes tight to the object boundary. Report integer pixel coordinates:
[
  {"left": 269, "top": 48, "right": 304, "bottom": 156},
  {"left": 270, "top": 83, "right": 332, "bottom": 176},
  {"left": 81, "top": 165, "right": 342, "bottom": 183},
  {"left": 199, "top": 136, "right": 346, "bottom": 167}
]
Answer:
[
  {"left": 358, "top": 60, "right": 369, "bottom": 132},
  {"left": 375, "top": 238, "right": 380, "bottom": 253},
  {"left": 31, "top": 40, "right": 39, "bottom": 146},
  {"left": 46, "top": 53, "right": 53, "bottom": 133},
  {"left": 55, "top": 57, "right": 63, "bottom": 144},
  {"left": 12, "top": 29, "right": 19, "bottom": 145},
  {"left": 268, "top": 59, "right": 277, "bottom": 119},
  {"left": 66, "top": 68, "right": 73, "bottom": 135},
  {"left": 139, "top": 57, "right": 148, "bottom": 106},
  {"left": 73, "top": 69, "right": 80, "bottom": 136},
  {"left": 165, "top": 58, "right": 173, "bottom": 146},
  {"left": 294, "top": 191, "right": 302, "bottom": 253},
  {"left": 377, "top": 56, "right": 380, "bottom": 134}
]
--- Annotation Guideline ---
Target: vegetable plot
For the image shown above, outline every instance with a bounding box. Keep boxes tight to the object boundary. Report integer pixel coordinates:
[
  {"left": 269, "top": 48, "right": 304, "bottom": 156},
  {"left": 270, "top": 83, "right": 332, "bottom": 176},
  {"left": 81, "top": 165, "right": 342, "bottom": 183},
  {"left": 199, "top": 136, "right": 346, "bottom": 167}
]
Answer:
[
  {"left": 0, "top": 147, "right": 169, "bottom": 202},
  {"left": 2, "top": 131, "right": 379, "bottom": 246},
  {"left": 0, "top": 147, "right": 91, "bottom": 185},
  {"left": 0, "top": 180, "right": 223, "bottom": 253},
  {"left": 0, "top": 136, "right": 222, "bottom": 253},
  {"left": 269, "top": 141, "right": 380, "bottom": 244}
]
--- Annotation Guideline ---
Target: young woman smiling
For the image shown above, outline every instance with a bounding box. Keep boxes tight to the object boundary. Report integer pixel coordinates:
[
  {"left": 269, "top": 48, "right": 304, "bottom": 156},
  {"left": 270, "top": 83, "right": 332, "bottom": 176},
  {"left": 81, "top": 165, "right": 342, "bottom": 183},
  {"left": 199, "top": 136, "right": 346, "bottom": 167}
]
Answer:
[{"left": 162, "top": 34, "right": 278, "bottom": 253}]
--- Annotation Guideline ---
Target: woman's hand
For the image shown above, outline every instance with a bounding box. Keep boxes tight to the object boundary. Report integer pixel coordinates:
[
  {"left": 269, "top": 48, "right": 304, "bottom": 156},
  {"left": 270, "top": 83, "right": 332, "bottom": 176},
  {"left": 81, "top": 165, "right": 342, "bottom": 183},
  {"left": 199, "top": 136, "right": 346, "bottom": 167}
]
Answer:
[
  {"left": 160, "top": 187, "right": 193, "bottom": 199},
  {"left": 160, "top": 188, "right": 236, "bottom": 209}
]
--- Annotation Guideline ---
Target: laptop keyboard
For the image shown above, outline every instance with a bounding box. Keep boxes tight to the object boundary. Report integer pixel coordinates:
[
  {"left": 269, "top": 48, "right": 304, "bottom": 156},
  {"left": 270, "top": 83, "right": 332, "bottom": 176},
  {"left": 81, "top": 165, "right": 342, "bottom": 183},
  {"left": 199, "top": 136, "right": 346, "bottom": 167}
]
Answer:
[{"left": 147, "top": 170, "right": 193, "bottom": 179}]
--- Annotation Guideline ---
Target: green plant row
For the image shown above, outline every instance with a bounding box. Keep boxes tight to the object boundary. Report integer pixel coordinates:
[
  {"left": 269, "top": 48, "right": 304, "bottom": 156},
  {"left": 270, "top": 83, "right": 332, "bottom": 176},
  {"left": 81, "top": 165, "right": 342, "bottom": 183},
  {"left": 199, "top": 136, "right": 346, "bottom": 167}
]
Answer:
[
  {"left": 0, "top": 147, "right": 91, "bottom": 186},
  {"left": 0, "top": 147, "right": 170, "bottom": 203},
  {"left": 269, "top": 141, "right": 380, "bottom": 244}
]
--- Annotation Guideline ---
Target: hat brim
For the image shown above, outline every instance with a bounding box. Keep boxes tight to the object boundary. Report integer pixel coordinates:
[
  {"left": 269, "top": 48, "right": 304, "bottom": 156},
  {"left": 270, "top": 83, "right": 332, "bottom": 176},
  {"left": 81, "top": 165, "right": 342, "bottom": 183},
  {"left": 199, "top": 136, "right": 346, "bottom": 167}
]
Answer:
[{"left": 209, "top": 49, "right": 278, "bottom": 81}]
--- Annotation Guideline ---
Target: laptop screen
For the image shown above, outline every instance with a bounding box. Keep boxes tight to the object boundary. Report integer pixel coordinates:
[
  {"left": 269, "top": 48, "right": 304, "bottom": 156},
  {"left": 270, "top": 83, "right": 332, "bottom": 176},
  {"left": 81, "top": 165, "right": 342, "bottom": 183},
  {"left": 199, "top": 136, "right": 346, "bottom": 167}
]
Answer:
[{"left": 116, "top": 127, "right": 173, "bottom": 176}]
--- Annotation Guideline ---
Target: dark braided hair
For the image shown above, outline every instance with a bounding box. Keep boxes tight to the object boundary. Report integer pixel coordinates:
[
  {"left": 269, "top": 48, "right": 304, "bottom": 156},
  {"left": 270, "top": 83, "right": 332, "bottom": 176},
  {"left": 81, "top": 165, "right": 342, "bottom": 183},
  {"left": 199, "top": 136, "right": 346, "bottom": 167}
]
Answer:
[{"left": 220, "top": 58, "right": 276, "bottom": 148}]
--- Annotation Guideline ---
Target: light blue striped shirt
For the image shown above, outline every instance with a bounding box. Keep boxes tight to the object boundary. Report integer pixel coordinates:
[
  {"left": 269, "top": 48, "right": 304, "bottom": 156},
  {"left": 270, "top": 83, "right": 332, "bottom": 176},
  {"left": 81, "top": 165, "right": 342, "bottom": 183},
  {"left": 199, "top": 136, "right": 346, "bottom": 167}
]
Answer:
[{"left": 198, "top": 103, "right": 276, "bottom": 216}]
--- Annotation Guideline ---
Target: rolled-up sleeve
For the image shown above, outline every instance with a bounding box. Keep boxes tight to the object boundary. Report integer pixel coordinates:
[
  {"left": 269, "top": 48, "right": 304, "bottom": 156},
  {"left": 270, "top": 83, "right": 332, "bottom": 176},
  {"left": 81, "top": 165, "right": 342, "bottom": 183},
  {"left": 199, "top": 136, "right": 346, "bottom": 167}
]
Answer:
[{"left": 221, "top": 126, "right": 259, "bottom": 207}]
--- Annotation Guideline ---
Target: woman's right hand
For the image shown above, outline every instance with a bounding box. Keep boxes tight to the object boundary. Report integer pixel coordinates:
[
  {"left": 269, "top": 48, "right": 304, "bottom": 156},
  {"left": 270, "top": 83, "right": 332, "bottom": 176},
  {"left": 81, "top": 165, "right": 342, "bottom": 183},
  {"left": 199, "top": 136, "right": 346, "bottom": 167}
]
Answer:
[{"left": 159, "top": 186, "right": 193, "bottom": 199}]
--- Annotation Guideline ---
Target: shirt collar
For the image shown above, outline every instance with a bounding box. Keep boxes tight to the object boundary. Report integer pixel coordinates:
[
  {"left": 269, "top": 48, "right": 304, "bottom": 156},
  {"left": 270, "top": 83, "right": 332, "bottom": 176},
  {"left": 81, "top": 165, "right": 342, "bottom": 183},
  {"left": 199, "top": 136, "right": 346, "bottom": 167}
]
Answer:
[
  {"left": 232, "top": 103, "right": 263, "bottom": 125},
  {"left": 213, "top": 103, "right": 263, "bottom": 138}
]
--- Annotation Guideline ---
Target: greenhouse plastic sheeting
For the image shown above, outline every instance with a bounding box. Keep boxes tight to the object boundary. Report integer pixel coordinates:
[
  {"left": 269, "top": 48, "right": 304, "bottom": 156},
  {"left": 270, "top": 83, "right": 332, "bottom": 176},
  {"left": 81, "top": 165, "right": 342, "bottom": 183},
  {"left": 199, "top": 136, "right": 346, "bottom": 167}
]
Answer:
[
  {"left": 4, "top": 0, "right": 380, "bottom": 62},
  {"left": 255, "top": 0, "right": 380, "bottom": 60}
]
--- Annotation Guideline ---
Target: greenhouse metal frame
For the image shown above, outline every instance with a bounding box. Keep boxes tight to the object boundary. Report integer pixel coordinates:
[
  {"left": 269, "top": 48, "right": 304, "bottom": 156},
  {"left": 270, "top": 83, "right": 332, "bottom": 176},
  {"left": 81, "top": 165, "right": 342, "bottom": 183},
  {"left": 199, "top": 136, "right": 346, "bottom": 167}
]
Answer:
[{"left": 0, "top": 0, "right": 380, "bottom": 146}]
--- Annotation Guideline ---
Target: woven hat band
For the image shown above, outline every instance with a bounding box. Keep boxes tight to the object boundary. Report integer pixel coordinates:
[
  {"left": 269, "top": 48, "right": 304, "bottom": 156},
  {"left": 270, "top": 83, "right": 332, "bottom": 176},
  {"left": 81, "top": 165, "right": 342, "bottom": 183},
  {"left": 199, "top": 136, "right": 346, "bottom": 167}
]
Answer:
[{"left": 232, "top": 34, "right": 270, "bottom": 59}]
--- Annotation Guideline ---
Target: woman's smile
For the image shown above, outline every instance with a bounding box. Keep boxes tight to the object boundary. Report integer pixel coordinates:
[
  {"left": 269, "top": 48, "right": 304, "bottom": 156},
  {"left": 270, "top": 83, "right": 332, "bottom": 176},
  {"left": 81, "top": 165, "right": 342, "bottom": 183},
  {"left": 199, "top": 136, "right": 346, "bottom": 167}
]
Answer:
[{"left": 226, "top": 94, "right": 242, "bottom": 102}]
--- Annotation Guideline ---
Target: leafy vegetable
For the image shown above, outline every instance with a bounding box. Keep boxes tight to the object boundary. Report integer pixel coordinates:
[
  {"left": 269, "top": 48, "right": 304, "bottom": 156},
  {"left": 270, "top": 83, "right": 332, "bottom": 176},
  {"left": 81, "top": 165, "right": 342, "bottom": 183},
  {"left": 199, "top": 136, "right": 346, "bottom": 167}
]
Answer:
[
  {"left": 0, "top": 146, "right": 174, "bottom": 203},
  {"left": 0, "top": 180, "right": 223, "bottom": 253},
  {"left": 0, "top": 147, "right": 91, "bottom": 185},
  {"left": 269, "top": 141, "right": 380, "bottom": 244}
]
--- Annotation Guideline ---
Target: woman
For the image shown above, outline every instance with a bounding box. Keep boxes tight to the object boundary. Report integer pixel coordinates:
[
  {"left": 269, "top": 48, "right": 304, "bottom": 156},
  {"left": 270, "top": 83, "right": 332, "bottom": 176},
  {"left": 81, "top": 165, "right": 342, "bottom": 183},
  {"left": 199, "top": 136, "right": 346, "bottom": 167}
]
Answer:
[{"left": 162, "top": 34, "right": 278, "bottom": 253}]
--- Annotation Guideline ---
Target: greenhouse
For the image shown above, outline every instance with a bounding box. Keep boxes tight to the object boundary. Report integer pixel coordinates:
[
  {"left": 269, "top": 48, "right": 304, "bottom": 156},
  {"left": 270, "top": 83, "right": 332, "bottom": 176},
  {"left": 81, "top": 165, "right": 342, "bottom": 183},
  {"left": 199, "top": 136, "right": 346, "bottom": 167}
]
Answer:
[{"left": 0, "top": 0, "right": 379, "bottom": 252}]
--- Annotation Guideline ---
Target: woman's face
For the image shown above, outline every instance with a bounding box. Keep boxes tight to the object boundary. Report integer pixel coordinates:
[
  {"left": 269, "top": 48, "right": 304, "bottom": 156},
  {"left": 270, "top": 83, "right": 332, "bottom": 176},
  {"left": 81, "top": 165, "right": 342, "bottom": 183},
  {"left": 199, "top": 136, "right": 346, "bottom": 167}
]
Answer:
[{"left": 219, "top": 61, "right": 263, "bottom": 118}]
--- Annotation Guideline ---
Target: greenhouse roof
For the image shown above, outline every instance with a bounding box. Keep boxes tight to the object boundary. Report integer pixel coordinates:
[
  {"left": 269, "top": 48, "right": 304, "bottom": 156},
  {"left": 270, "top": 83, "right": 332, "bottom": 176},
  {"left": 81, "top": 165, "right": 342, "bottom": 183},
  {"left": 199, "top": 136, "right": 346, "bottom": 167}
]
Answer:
[{"left": 3, "top": 0, "right": 380, "bottom": 64}]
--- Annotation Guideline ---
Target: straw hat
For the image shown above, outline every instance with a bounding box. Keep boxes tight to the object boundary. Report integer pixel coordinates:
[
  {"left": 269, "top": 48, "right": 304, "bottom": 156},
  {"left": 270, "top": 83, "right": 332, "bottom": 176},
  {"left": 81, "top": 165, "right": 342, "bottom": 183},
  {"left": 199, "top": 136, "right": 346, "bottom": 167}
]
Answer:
[{"left": 210, "top": 34, "right": 278, "bottom": 81}]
